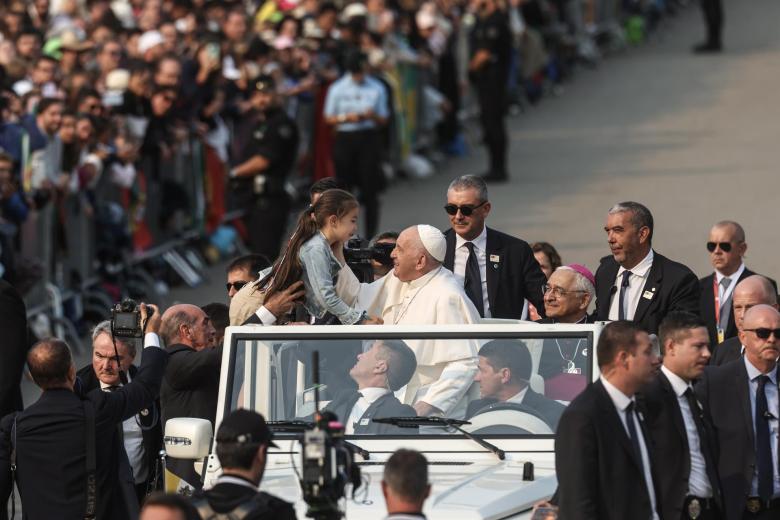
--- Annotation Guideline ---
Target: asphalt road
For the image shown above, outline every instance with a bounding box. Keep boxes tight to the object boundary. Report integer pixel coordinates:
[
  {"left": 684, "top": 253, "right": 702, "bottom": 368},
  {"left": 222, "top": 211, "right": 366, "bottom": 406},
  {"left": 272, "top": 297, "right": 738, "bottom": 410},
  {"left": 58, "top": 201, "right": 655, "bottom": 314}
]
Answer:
[{"left": 377, "top": 0, "right": 780, "bottom": 283}]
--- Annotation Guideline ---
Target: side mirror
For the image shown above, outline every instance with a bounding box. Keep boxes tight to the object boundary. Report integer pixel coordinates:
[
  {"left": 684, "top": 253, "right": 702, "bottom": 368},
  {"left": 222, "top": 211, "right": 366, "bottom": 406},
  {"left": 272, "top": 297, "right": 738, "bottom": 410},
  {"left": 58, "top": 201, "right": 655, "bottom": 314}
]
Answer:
[{"left": 164, "top": 418, "right": 213, "bottom": 460}]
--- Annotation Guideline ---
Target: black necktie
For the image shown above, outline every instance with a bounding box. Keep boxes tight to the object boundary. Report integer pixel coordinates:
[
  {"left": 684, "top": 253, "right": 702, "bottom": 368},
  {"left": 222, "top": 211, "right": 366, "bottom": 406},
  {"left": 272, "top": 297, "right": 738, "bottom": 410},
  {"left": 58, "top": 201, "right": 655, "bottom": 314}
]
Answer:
[
  {"left": 755, "top": 375, "right": 773, "bottom": 501},
  {"left": 625, "top": 402, "right": 645, "bottom": 478},
  {"left": 618, "top": 270, "right": 632, "bottom": 321},
  {"left": 464, "top": 242, "right": 485, "bottom": 317}
]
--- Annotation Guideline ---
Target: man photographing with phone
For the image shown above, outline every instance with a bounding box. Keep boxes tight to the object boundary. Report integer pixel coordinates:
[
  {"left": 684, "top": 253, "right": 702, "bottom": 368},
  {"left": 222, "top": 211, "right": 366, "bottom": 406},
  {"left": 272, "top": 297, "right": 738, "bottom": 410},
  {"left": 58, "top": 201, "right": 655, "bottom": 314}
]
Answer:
[{"left": 0, "top": 304, "right": 167, "bottom": 520}]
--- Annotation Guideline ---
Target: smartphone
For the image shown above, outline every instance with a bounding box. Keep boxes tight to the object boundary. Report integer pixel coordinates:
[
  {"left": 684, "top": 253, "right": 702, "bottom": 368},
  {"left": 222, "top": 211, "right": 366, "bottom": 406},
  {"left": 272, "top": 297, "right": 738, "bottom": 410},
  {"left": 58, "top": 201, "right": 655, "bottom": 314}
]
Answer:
[{"left": 207, "top": 42, "right": 220, "bottom": 60}]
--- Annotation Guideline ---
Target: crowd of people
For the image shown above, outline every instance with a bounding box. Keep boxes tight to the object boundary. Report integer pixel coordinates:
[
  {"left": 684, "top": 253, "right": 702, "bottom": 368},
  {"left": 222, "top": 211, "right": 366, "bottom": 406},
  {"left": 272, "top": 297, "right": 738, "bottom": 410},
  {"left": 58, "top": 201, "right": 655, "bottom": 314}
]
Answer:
[{"left": 0, "top": 170, "right": 777, "bottom": 519}]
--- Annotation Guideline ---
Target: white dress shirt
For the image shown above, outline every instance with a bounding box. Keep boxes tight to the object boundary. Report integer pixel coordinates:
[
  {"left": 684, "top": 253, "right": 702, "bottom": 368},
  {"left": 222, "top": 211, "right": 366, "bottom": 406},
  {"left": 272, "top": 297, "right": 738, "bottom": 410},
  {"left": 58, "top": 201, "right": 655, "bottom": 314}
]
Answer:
[
  {"left": 608, "top": 250, "right": 655, "bottom": 321},
  {"left": 99, "top": 332, "right": 161, "bottom": 483},
  {"left": 345, "top": 387, "right": 391, "bottom": 434},
  {"left": 505, "top": 387, "right": 529, "bottom": 405},
  {"left": 744, "top": 358, "right": 780, "bottom": 497},
  {"left": 660, "top": 366, "right": 713, "bottom": 498},
  {"left": 453, "top": 226, "right": 491, "bottom": 318},
  {"left": 715, "top": 263, "right": 744, "bottom": 306},
  {"left": 601, "top": 376, "right": 660, "bottom": 520}
]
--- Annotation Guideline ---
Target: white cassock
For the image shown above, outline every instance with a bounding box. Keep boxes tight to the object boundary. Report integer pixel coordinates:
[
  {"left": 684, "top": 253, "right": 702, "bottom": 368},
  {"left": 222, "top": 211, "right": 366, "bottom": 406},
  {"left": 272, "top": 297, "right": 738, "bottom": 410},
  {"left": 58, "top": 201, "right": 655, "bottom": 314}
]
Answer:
[{"left": 336, "top": 264, "right": 480, "bottom": 417}]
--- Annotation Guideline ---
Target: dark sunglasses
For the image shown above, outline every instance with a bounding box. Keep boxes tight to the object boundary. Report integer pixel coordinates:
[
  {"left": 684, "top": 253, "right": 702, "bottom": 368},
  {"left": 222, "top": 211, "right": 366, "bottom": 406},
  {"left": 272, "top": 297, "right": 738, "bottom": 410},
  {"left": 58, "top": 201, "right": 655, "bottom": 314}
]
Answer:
[
  {"left": 744, "top": 328, "right": 780, "bottom": 340},
  {"left": 444, "top": 201, "right": 487, "bottom": 216},
  {"left": 706, "top": 241, "right": 734, "bottom": 253},
  {"left": 226, "top": 281, "right": 249, "bottom": 292}
]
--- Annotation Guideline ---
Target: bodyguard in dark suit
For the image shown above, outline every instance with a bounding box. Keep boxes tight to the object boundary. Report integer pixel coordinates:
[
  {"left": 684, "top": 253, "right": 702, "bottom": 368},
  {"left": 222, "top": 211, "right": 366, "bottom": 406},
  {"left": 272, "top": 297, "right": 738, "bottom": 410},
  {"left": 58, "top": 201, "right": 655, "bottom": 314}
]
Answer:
[
  {"left": 442, "top": 176, "right": 546, "bottom": 320},
  {"left": 696, "top": 305, "right": 780, "bottom": 520},
  {"left": 639, "top": 312, "right": 723, "bottom": 520},
  {"left": 594, "top": 201, "right": 699, "bottom": 334},
  {"left": 0, "top": 305, "right": 166, "bottom": 520},
  {"left": 191, "top": 409, "right": 296, "bottom": 519},
  {"left": 76, "top": 320, "right": 163, "bottom": 503},
  {"left": 0, "top": 280, "right": 28, "bottom": 418},
  {"left": 469, "top": 339, "right": 565, "bottom": 430},
  {"left": 320, "top": 339, "right": 416, "bottom": 435},
  {"left": 698, "top": 221, "right": 777, "bottom": 348},
  {"left": 381, "top": 449, "right": 431, "bottom": 520},
  {"left": 555, "top": 320, "right": 662, "bottom": 520},
  {"left": 709, "top": 275, "right": 778, "bottom": 366}
]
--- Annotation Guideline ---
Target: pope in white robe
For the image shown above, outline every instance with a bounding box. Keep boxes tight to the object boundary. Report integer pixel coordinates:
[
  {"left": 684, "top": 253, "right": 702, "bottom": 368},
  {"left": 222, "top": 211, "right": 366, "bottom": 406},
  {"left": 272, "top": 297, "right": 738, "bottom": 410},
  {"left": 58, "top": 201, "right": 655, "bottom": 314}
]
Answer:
[{"left": 336, "top": 225, "right": 481, "bottom": 417}]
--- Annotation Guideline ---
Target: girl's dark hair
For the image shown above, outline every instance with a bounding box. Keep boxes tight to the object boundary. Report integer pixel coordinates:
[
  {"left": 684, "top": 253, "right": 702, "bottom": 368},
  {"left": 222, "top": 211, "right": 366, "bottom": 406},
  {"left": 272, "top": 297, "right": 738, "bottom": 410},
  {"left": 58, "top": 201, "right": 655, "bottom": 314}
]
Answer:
[{"left": 259, "top": 189, "right": 358, "bottom": 299}]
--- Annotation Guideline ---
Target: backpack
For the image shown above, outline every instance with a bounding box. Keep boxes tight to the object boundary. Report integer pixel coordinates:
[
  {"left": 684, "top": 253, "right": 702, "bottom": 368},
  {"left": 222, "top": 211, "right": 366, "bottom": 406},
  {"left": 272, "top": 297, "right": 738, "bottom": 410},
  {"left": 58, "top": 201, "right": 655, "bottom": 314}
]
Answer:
[{"left": 190, "top": 493, "right": 272, "bottom": 520}]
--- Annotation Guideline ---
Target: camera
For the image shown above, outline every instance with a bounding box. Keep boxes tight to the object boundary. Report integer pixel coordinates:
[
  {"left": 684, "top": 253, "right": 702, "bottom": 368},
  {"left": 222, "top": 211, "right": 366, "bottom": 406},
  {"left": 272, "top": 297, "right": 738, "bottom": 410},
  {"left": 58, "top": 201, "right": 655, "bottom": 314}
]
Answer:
[
  {"left": 301, "top": 411, "right": 362, "bottom": 519},
  {"left": 111, "top": 298, "right": 147, "bottom": 338},
  {"left": 343, "top": 237, "right": 394, "bottom": 283}
]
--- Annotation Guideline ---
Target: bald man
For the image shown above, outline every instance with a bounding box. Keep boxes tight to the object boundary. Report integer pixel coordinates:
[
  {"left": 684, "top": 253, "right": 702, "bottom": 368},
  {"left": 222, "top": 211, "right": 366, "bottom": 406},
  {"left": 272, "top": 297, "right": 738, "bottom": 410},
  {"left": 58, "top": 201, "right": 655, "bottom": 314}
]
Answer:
[
  {"left": 696, "top": 305, "right": 780, "bottom": 519},
  {"left": 335, "top": 225, "right": 481, "bottom": 418},
  {"left": 711, "top": 275, "right": 778, "bottom": 366},
  {"left": 159, "top": 304, "right": 218, "bottom": 489},
  {"left": 698, "top": 221, "right": 777, "bottom": 347}
]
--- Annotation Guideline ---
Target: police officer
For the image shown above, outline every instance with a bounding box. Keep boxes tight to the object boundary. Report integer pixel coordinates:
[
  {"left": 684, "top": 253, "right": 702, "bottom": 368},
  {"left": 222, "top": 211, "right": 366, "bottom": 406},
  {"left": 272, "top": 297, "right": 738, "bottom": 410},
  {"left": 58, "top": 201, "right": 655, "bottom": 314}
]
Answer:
[
  {"left": 230, "top": 75, "right": 299, "bottom": 260},
  {"left": 190, "top": 409, "right": 296, "bottom": 520},
  {"left": 468, "top": 0, "right": 511, "bottom": 183}
]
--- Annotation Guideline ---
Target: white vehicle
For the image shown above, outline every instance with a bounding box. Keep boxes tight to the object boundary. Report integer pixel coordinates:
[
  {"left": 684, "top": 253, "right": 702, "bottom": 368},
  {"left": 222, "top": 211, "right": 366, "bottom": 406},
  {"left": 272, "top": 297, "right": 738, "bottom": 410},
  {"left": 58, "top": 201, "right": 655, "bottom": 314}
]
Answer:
[{"left": 166, "top": 322, "right": 603, "bottom": 519}]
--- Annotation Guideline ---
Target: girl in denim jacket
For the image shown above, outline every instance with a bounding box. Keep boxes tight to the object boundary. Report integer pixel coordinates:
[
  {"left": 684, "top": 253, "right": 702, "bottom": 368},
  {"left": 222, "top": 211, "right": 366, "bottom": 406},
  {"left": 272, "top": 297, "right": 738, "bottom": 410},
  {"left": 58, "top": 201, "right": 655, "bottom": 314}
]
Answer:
[{"left": 258, "top": 189, "right": 381, "bottom": 324}]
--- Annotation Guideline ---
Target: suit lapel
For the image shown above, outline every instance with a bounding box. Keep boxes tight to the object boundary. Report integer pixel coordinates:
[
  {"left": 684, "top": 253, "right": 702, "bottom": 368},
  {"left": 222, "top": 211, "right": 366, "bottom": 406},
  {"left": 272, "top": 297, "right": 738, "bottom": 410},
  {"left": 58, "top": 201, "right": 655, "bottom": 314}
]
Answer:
[
  {"left": 735, "top": 361, "right": 754, "bottom": 447},
  {"left": 594, "top": 381, "right": 644, "bottom": 471},
  {"left": 485, "top": 228, "right": 502, "bottom": 311},
  {"left": 597, "top": 259, "right": 619, "bottom": 318},
  {"left": 659, "top": 373, "right": 688, "bottom": 447},
  {"left": 444, "top": 231, "right": 456, "bottom": 271},
  {"left": 701, "top": 273, "right": 716, "bottom": 324},
  {"left": 633, "top": 254, "right": 662, "bottom": 324}
]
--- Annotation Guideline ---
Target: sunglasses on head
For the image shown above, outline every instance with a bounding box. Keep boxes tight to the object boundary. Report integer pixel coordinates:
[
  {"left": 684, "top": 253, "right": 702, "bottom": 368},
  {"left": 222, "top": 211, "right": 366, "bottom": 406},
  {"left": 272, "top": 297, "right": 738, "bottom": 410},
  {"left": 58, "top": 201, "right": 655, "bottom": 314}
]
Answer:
[
  {"left": 444, "top": 201, "right": 487, "bottom": 216},
  {"left": 226, "top": 281, "right": 249, "bottom": 292},
  {"left": 706, "top": 241, "right": 733, "bottom": 253},
  {"left": 744, "top": 328, "right": 780, "bottom": 340}
]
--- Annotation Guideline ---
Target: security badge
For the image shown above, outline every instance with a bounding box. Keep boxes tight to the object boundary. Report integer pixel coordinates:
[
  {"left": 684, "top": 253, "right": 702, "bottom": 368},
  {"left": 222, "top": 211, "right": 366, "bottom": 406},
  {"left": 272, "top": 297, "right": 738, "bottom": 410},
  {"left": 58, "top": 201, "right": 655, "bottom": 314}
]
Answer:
[
  {"left": 688, "top": 497, "right": 702, "bottom": 519},
  {"left": 490, "top": 254, "right": 500, "bottom": 269},
  {"left": 642, "top": 287, "right": 657, "bottom": 300}
]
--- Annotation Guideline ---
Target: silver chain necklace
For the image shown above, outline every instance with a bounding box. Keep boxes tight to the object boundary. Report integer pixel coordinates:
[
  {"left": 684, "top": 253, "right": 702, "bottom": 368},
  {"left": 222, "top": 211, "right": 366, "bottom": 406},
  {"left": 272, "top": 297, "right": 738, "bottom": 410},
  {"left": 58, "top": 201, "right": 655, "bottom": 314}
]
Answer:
[{"left": 554, "top": 338, "right": 584, "bottom": 373}]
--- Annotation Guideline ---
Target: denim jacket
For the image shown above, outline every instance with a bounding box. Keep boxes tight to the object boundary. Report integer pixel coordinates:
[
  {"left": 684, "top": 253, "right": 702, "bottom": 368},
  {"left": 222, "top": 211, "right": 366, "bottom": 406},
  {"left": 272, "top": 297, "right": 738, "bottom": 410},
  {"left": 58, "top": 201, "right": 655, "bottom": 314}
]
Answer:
[{"left": 298, "top": 232, "right": 365, "bottom": 324}]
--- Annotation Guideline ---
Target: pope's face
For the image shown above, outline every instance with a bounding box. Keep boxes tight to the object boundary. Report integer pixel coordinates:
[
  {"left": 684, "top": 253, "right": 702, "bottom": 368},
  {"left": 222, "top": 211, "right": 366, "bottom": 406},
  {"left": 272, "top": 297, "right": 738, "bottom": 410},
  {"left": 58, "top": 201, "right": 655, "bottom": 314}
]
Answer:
[{"left": 391, "top": 229, "right": 423, "bottom": 282}]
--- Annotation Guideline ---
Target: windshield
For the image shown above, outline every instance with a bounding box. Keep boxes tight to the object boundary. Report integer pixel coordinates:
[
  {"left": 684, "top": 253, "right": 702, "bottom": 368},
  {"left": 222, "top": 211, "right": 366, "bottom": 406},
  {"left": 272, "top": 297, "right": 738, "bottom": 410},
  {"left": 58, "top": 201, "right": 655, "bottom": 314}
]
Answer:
[{"left": 224, "top": 327, "right": 595, "bottom": 438}]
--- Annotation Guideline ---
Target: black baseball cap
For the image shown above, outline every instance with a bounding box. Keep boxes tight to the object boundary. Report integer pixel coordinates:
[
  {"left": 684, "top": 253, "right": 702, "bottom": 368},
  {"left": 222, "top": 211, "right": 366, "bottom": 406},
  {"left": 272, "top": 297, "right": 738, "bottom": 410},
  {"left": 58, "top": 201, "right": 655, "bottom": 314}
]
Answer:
[{"left": 216, "top": 409, "right": 278, "bottom": 448}]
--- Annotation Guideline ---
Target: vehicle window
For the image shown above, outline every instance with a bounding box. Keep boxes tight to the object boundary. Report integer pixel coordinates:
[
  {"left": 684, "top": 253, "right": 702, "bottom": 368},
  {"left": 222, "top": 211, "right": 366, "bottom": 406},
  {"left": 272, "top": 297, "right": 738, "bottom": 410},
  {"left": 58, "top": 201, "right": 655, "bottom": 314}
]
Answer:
[{"left": 227, "top": 332, "right": 592, "bottom": 438}]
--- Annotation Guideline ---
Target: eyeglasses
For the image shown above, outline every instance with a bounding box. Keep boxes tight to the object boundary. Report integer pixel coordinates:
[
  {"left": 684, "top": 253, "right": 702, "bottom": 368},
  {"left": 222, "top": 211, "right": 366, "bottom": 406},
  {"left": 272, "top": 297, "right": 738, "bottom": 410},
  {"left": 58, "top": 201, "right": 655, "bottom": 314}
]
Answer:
[
  {"left": 706, "top": 241, "right": 736, "bottom": 253},
  {"left": 543, "top": 284, "right": 588, "bottom": 298},
  {"left": 444, "top": 201, "right": 487, "bottom": 216},
  {"left": 743, "top": 328, "right": 780, "bottom": 340},
  {"left": 226, "top": 281, "right": 249, "bottom": 292}
]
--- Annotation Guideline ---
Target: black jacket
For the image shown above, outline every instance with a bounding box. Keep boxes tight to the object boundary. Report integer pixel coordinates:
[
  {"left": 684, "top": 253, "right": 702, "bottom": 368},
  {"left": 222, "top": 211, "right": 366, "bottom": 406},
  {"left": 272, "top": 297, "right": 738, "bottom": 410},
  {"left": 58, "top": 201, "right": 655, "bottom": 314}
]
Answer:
[
  {"left": 466, "top": 389, "right": 565, "bottom": 430},
  {"left": 593, "top": 251, "right": 700, "bottom": 333},
  {"left": 710, "top": 336, "right": 742, "bottom": 366},
  {"left": 160, "top": 344, "right": 222, "bottom": 427},
  {"left": 196, "top": 478, "right": 296, "bottom": 520},
  {"left": 695, "top": 359, "right": 779, "bottom": 520},
  {"left": 698, "top": 269, "right": 777, "bottom": 348},
  {"left": 0, "top": 280, "right": 28, "bottom": 418},
  {"left": 323, "top": 389, "right": 416, "bottom": 435},
  {"left": 76, "top": 363, "right": 163, "bottom": 495},
  {"left": 639, "top": 371, "right": 722, "bottom": 520},
  {"left": 443, "top": 227, "right": 546, "bottom": 320},
  {"left": 0, "top": 347, "right": 167, "bottom": 520},
  {"left": 555, "top": 379, "right": 659, "bottom": 520}
]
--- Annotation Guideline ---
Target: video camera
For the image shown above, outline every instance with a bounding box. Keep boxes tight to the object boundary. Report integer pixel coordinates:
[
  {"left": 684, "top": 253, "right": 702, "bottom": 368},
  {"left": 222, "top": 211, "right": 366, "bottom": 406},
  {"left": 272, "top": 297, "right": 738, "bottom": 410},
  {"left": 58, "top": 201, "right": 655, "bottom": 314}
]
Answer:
[
  {"left": 300, "top": 352, "right": 362, "bottom": 520},
  {"left": 343, "top": 237, "right": 394, "bottom": 283},
  {"left": 111, "top": 298, "right": 148, "bottom": 339}
]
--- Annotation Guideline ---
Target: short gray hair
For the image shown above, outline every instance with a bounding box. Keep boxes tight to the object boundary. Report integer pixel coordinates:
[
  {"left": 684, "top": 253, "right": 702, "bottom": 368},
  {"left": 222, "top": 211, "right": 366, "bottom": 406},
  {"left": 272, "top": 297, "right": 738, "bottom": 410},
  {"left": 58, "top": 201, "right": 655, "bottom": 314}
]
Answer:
[
  {"left": 608, "top": 201, "right": 654, "bottom": 242},
  {"left": 713, "top": 220, "right": 746, "bottom": 242},
  {"left": 447, "top": 175, "right": 488, "bottom": 202},
  {"left": 91, "top": 320, "right": 137, "bottom": 358},
  {"left": 555, "top": 266, "right": 595, "bottom": 300},
  {"left": 160, "top": 310, "right": 198, "bottom": 346}
]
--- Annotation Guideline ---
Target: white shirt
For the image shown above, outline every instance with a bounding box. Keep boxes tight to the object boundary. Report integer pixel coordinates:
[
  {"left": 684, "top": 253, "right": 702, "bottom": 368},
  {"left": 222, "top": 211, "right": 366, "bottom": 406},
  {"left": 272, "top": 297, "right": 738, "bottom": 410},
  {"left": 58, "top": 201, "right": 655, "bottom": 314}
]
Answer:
[
  {"left": 744, "top": 357, "right": 780, "bottom": 497},
  {"left": 345, "top": 387, "right": 391, "bottom": 434},
  {"left": 715, "top": 262, "right": 744, "bottom": 305},
  {"left": 99, "top": 332, "right": 161, "bottom": 483},
  {"left": 660, "top": 366, "right": 713, "bottom": 498},
  {"left": 505, "top": 387, "right": 529, "bottom": 405},
  {"left": 608, "top": 250, "right": 655, "bottom": 321},
  {"left": 600, "top": 376, "right": 659, "bottom": 520},
  {"left": 453, "top": 226, "right": 491, "bottom": 318}
]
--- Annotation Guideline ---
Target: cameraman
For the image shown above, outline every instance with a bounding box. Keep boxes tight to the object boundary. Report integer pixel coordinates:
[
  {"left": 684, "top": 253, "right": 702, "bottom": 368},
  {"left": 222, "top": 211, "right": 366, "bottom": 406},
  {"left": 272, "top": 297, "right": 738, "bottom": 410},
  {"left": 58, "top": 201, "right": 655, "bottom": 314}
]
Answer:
[
  {"left": 0, "top": 304, "right": 166, "bottom": 520},
  {"left": 76, "top": 320, "right": 164, "bottom": 505},
  {"left": 190, "top": 409, "right": 296, "bottom": 520}
]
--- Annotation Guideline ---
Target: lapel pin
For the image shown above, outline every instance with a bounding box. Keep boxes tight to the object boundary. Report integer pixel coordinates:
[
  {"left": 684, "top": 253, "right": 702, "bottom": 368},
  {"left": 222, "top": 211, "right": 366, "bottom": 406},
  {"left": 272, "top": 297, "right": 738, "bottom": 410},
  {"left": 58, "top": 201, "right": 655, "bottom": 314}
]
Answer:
[
  {"left": 140, "top": 408, "right": 149, "bottom": 416},
  {"left": 490, "top": 254, "right": 500, "bottom": 263},
  {"left": 642, "top": 290, "right": 654, "bottom": 300}
]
